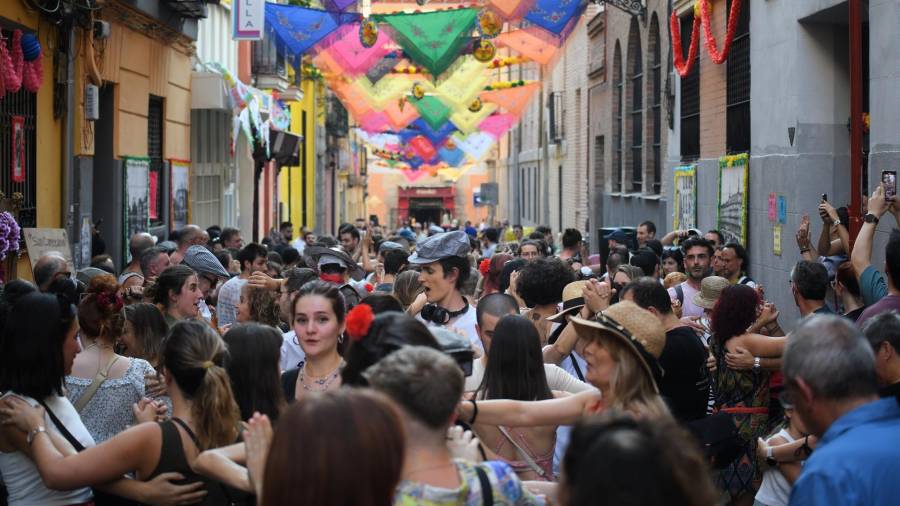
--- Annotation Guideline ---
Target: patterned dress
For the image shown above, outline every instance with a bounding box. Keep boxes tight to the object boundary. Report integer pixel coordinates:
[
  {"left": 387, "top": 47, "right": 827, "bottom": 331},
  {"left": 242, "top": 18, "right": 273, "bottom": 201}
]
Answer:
[
  {"left": 711, "top": 337, "right": 771, "bottom": 498},
  {"left": 394, "top": 459, "right": 544, "bottom": 506}
]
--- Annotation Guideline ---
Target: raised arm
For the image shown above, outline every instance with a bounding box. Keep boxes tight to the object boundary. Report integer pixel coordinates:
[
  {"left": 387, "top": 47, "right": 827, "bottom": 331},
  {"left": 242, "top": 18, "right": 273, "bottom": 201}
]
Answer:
[
  {"left": 458, "top": 390, "right": 602, "bottom": 428},
  {"left": 851, "top": 185, "right": 887, "bottom": 279}
]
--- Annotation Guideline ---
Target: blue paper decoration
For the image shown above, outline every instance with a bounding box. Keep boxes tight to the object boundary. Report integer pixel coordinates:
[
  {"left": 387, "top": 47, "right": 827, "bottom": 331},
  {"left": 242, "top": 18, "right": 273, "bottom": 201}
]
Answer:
[
  {"left": 265, "top": 4, "right": 360, "bottom": 66},
  {"left": 524, "top": 0, "right": 588, "bottom": 37},
  {"left": 438, "top": 146, "right": 466, "bottom": 167},
  {"left": 410, "top": 119, "right": 457, "bottom": 146}
]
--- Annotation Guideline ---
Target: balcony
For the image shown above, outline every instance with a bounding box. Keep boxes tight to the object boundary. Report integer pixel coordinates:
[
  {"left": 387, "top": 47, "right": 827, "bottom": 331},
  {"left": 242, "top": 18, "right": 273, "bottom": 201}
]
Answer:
[
  {"left": 252, "top": 38, "right": 289, "bottom": 91},
  {"left": 325, "top": 95, "right": 349, "bottom": 138}
]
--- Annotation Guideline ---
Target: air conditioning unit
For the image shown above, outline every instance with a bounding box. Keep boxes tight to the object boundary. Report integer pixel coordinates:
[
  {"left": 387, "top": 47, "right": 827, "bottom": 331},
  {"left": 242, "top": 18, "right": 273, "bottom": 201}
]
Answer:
[{"left": 84, "top": 84, "right": 99, "bottom": 121}]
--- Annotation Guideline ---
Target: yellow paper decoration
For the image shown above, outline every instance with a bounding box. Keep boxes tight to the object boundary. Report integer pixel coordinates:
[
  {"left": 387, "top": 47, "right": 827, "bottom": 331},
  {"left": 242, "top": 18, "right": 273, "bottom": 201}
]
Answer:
[
  {"left": 450, "top": 102, "right": 497, "bottom": 135},
  {"left": 355, "top": 75, "right": 417, "bottom": 110},
  {"left": 432, "top": 56, "right": 488, "bottom": 111}
]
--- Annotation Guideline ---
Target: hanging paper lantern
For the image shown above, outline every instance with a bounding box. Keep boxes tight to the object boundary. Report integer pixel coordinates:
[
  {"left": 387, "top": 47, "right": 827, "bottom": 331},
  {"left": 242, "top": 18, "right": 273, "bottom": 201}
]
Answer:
[
  {"left": 473, "top": 39, "right": 496, "bottom": 63},
  {"left": 478, "top": 10, "right": 502, "bottom": 38},
  {"left": 359, "top": 19, "right": 379, "bottom": 48},
  {"left": 411, "top": 82, "right": 426, "bottom": 100},
  {"left": 468, "top": 97, "right": 483, "bottom": 113},
  {"left": 20, "top": 33, "right": 40, "bottom": 62}
]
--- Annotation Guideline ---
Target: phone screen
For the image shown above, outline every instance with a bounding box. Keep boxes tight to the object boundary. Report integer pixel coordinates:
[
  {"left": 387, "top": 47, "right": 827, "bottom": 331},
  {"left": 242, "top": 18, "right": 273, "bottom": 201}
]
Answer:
[{"left": 883, "top": 171, "right": 897, "bottom": 200}]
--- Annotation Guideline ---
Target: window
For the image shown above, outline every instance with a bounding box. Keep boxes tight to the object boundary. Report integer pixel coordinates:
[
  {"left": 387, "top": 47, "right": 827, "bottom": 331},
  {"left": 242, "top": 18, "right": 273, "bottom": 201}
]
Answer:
[
  {"left": 627, "top": 18, "right": 643, "bottom": 192},
  {"left": 148, "top": 96, "right": 165, "bottom": 228},
  {"left": 726, "top": 0, "right": 750, "bottom": 154},
  {"left": 679, "top": 15, "right": 700, "bottom": 160},
  {"left": 648, "top": 14, "right": 662, "bottom": 194},
  {"left": 549, "top": 91, "right": 565, "bottom": 142},
  {"left": 612, "top": 42, "right": 623, "bottom": 192},
  {"left": 594, "top": 136, "right": 605, "bottom": 194},
  {"left": 0, "top": 30, "right": 37, "bottom": 228}
]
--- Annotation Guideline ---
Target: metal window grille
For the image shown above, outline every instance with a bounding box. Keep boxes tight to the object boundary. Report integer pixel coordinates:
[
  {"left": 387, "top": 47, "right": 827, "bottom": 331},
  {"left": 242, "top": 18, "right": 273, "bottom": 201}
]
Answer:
[
  {"left": 0, "top": 29, "right": 37, "bottom": 227},
  {"left": 549, "top": 91, "right": 565, "bottom": 142},
  {"left": 726, "top": 0, "right": 750, "bottom": 154},
  {"left": 613, "top": 44, "right": 623, "bottom": 192},
  {"left": 679, "top": 15, "right": 700, "bottom": 161},
  {"left": 629, "top": 24, "right": 643, "bottom": 193},
  {"left": 650, "top": 16, "right": 662, "bottom": 194},
  {"left": 148, "top": 96, "right": 165, "bottom": 228}
]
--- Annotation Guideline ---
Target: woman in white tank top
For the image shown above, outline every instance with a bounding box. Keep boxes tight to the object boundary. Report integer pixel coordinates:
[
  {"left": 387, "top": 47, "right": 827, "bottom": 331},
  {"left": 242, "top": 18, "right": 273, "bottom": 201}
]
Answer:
[{"left": 755, "top": 402, "right": 807, "bottom": 506}]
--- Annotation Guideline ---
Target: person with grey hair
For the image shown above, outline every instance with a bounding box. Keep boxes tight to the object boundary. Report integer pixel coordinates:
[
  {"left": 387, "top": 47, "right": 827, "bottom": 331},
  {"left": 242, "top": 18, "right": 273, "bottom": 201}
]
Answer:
[
  {"left": 33, "top": 253, "right": 70, "bottom": 292},
  {"left": 169, "top": 224, "right": 209, "bottom": 265},
  {"left": 364, "top": 346, "right": 543, "bottom": 505},
  {"left": 120, "top": 232, "right": 156, "bottom": 289},
  {"left": 790, "top": 261, "right": 833, "bottom": 316},
  {"left": 139, "top": 246, "right": 171, "bottom": 283},
  {"left": 783, "top": 314, "right": 900, "bottom": 505},
  {"left": 861, "top": 311, "right": 900, "bottom": 399}
]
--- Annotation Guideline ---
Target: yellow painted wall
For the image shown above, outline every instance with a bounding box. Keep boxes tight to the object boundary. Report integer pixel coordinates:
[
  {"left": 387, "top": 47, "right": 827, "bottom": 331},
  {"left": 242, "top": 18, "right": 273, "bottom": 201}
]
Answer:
[{"left": 278, "top": 78, "right": 319, "bottom": 234}]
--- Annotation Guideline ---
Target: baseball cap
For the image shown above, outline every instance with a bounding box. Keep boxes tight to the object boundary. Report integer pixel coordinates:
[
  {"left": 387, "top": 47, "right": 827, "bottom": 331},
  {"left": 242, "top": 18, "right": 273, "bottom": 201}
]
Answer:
[
  {"left": 408, "top": 230, "right": 471, "bottom": 265},
  {"left": 603, "top": 229, "right": 629, "bottom": 243}
]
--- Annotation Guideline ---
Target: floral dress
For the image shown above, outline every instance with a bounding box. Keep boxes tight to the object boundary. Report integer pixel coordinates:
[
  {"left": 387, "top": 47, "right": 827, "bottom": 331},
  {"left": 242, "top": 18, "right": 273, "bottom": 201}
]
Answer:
[{"left": 711, "top": 338, "right": 771, "bottom": 498}]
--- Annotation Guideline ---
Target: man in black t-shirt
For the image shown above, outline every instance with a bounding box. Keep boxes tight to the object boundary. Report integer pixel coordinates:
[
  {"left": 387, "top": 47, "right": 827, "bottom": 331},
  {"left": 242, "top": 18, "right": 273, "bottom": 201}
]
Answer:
[{"left": 622, "top": 277, "right": 710, "bottom": 421}]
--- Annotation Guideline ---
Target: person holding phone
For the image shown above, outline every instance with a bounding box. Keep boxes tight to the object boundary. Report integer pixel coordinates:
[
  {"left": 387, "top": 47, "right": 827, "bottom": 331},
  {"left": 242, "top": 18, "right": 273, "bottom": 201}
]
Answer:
[{"left": 817, "top": 194, "right": 851, "bottom": 257}]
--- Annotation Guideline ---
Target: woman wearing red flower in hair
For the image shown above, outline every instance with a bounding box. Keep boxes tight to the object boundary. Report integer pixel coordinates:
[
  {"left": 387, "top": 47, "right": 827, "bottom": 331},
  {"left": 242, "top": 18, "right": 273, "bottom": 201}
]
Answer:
[
  {"left": 478, "top": 253, "right": 512, "bottom": 300},
  {"left": 67, "top": 275, "right": 167, "bottom": 446}
]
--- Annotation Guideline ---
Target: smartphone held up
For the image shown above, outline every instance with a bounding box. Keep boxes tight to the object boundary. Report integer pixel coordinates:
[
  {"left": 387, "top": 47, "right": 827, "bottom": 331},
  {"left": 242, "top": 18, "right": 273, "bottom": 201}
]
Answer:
[{"left": 883, "top": 171, "right": 897, "bottom": 201}]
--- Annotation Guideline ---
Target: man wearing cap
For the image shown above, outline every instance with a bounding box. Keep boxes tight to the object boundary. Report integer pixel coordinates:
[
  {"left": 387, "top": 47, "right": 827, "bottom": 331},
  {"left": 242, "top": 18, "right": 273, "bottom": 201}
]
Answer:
[
  {"left": 305, "top": 245, "right": 367, "bottom": 309},
  {"left": 408, "top": 230, "right": 481, "bottom": 352},
  {"left": 183, "top": 245, "right": 231, "bottom": 323},
  {"left": 604, "top": 229, "right": 629, "bottom": 252},
  {"left": 217, "top": 243, "right": 267, "bottom": 327},
  {"left": 667, "top": 236, "right": 715, "bottom": 319},
  {"left": 119, "top": 232, "right": 156, "bottom": 289}
]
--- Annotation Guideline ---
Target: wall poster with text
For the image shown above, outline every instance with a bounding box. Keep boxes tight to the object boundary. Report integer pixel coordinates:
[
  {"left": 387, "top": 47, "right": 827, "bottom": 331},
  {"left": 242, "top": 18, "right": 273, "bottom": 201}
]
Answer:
[
  {"left": 717, "top": 153, "right": 749, "bottom": 246},
  {"left": 170, "top": 160, "right": 191, "bottom": 230},
  {"left": 673, "top": 165, "right": 697, "bottom": 232},
  {"left": 124, "top": 157, "right": 150, "bottom": 261}
]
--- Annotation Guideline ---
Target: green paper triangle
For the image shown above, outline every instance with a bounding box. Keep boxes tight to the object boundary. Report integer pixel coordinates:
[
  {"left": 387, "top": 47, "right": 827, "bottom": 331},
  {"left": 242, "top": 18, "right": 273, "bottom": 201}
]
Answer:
[
  {"left": 414, "top": 96, "right": 452, "bottom": 131},
  {"left": 379, "top": 9, "right": 479, "bottom": 77}
]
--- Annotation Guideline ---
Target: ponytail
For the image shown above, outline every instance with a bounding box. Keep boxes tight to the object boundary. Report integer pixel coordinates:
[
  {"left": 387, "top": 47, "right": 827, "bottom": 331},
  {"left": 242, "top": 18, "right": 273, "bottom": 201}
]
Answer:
[{"left": 162, "top": 320, "right": 240, "bottom": 450}]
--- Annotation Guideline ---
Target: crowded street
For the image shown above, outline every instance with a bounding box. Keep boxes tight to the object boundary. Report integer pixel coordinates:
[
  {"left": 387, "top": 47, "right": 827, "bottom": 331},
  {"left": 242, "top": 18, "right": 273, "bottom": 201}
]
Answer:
[{"left": 0, "top": 0, "right": 899, "bottom": 505}]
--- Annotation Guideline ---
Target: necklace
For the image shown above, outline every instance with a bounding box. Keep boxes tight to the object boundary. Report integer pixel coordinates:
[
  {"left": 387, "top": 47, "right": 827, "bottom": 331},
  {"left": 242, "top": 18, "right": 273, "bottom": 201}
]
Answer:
[{"left": 299, "top": 359, "right": 344, "bottom": 392}]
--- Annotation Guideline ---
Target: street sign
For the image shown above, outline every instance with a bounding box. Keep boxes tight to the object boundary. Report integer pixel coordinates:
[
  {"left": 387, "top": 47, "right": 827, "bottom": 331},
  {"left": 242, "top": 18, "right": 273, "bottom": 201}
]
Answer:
[
  {"left": 233, "top": 0, "right": 266, "bottom": 40},
  {"left": 479, "top": 183, "right": 499, "bottom": 206}
]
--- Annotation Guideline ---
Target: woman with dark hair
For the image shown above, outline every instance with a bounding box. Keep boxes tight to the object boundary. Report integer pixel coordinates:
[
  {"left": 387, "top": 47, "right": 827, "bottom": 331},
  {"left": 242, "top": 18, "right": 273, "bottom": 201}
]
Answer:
[
  {"left": 0, "top": 320, "right": 243, "bottom": 505},
  {"left": 498, "top": 258, "right": 527, "bottom": 295},
  {"left": 193, "top": 389, "right": 405, "bottom": 505},
  {"left": 119, "top": 303, "right": 169, "bottom": 367},
  {"left": 561, "top": 411, "right": 718, "bottom": 506},
  {"left": 661, "top": 248, "right": 685, "bottom": 276},
  {"left": 145, "top": 265, "right": 204, "bottom": 326},
  {"left": 278, "top": 267, "right": 319, "bottom": 371},
  {"left": 236, "top": 284, "right": 281, "bottom": 328},
  {"left": 223, "top": 323, "right": 286, "bottom": 421},
  {"left": 341, "top": 310, "right": 440, "bottom": 386},
  {"left": 473, "top": 315, "right": 558, "bottom": 481},
  {"left": 0, "top": 293, "right": 202, "bottom": 505},
  {"left": 517, "top": 258, "right": 575, "bottom": 345},
  {"left": 392, "top": 270, "right": 423, "bottom": 310},
  {"left": 281, "top": 280, "right": 347, "bottom": 401},
  {"left": 66, "top": 275, "right": 161, "bottom": 444},
  {"left": 709, "top": 285, "right": 786, "bottom": 503},
  {"left": 360, "top": 292, "right": 404, "bottom": 314},
  {"left": 480, "top": 253, "right": 513, "bottom": 299},
  {"left": 0, "top": 279, "right": 36, "bottom": 330}
]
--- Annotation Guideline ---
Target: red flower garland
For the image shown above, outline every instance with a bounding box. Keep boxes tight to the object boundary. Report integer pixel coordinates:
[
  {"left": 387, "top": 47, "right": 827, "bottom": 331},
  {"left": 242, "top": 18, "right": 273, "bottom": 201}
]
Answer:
[
  {"left": 700, "top": 0, "right": 742, "bottom": 65},
  {"left": 0, "top": 30, "right": 42, "bottom": 96},
  {"left": 671, "top": 11, "right": 700, "bottom": 77},
  {"left": 346, "top": 303, "right": 375, "bottom": 342},
  {"left": 364, "top": 282, "right": 374, "bottom": 293}
]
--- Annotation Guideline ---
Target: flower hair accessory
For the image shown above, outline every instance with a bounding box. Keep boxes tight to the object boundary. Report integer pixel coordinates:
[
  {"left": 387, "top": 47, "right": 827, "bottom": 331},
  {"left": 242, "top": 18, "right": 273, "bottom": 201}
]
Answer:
[
  {"left": 346, "top": 303, "right": 375, "bottom": 342},
  {"left": 96, "top": 291, "right": 124, "bottom": 313},
  {"left": 478, "top": 258, "right": 491, "bottom": 276}
]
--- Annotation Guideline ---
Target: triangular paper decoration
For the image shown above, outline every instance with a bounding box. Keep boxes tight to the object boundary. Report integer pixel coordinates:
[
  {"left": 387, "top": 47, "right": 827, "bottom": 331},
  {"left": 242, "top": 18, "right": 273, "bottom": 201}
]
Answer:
[
  {"left": 481, "top": 82, "right": 539, "bottom": 117},
  {"left": 410, "top": 118, "right": 457, "bottom": 146},
  {"left": 265, "top": 4, "right": 358, "bottom": 63},
  {"left": 330, "top": 79, "right": 373, "bottom": 120},
  {"left": 402, "top": 169, "right": 429, "bottom": 183},
  {"left": 414, "top": 96, "right": 452, "bottom": 131},
  {"left": 496, "top": 27, "right": 561, "bottom": 65},
  {"left": 355, "top": 75, "right": 414, "bottom": 110},
  {"left": 318, "top": 23, "right": 393, "bottom": 76},
  {"left": 366, "top": 54, "right": 399, "bottom": 84},
  {"left": 409, "top": 136, "right": 438, "bottom": 162},
  {"left": 438, "top": 145, "right": 466, "bottom": 167},
  {"left": 433, "top": 56, "right": 489, "bottom": 111},
  {"left": 450, "top": 103, "right": 497, "bottom": 135},
  {"left": 479, "top": 113, "right": 518, "bottom": 139},
  {"left": 379, "top": 9, "right": 479, "bottom": 77},
  {"left": 524, "top": 0, "right": 588, "bottom": 39},
  {"left": 487, "top": 0, "right": 537, "bottom": 21},
  {"left": 382, "top": 100, "right": 421, "bottom": 130},
  {"left": 438, "top": 165, "right": 473, "bottom": 182},
  {"left": 454, "top": 132, "right": 496, "bottom": 161},
  {"left": 359, "top": 111, "right": 391, "bottom": 133},
  {"left": 321, "top": 0, "right": 357, "bottom": 12},
  {"left": 312, "top": 51, "right": 344, "bottom": 76}
]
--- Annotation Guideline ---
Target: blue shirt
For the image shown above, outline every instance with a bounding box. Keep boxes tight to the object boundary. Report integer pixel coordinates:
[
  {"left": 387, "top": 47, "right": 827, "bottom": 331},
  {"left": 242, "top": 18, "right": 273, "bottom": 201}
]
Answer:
[
  {"left": 859, "top": 265, "right": 888, "bottom": 307},
  {"left": 789, "top": 397, "right": 900, "bottom": 506}
]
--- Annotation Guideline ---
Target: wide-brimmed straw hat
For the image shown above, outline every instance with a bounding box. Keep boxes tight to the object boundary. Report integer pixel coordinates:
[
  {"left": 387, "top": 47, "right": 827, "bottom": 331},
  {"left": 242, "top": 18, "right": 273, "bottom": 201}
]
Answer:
[
  {"left": 570, "top": 301, "right": 666, "bottom": 391},
  {"left": 692, "top": 276, "right": 730, "bottom": 310},
  {"left": 547, "top": 280, "right": 589, "bottom": 323}
]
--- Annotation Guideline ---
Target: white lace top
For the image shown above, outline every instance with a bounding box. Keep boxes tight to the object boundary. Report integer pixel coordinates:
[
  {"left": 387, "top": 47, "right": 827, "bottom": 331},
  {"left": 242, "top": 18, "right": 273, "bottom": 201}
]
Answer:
[{"left": 65, "top": 358, "right": 158, "bottom": 443}]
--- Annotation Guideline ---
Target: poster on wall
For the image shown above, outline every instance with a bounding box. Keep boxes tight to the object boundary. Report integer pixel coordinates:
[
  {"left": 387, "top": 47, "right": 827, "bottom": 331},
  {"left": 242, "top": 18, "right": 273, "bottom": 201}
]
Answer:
[
  {"left": 717, "top": 153, "right": 750, "bottom": 246},
  {"left": 11, "top": 116, "right": 26, "bottom": 183},
  {"left": 124, "top": 157, "right": 150, "bottom": 260},
  {"left": 170, "top": 160, "right": 191, "bottom": 230},
  {"left": 673, "top": 165, "right": 697, "bottom": 231}
]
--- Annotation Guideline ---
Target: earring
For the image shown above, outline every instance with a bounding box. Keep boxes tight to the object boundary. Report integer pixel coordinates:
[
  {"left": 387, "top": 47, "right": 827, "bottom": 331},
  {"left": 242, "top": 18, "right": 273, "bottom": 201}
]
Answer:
[{"left": 339, "top": 334, "right": 345, "bottom": 344}]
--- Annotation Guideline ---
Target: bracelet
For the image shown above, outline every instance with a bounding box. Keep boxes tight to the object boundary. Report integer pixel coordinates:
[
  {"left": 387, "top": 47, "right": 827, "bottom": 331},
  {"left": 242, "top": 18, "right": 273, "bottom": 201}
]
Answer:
[
  {"left": 26, "top": 426, "right": 47, "bottom": 445},
  {"left": 468, "top": 399, "right": 478, "bottom": 425}
]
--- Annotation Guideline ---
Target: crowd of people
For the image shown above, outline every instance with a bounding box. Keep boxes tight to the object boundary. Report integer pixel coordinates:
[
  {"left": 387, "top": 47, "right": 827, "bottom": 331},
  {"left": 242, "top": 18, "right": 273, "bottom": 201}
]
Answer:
[{"left": 0, "top": 185, "right": 899, "bottom": 506}]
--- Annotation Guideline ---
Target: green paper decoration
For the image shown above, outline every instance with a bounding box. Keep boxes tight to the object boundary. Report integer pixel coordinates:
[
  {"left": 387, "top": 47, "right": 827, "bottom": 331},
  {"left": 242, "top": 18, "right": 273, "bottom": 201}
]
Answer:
[
  {"left": 414, "top": 95, "right": 452, "bottom": 131},
  {"left": 379, "top": 9, "right": 479, "bottom": 77}
]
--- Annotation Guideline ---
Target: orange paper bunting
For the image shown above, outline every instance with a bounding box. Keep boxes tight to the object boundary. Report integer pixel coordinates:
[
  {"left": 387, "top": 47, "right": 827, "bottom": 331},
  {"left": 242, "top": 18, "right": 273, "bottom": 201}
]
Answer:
[
  {"left": 480, "top": 82, "right": 539, "bottom": 117},
  {"left": 496, "top": 27, "right": 560, "bottom": 65}
]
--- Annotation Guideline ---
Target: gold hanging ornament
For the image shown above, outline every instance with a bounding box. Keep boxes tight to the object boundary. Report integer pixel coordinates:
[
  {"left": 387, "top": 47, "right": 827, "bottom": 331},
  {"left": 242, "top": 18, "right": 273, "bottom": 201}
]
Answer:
[
  {"left": 478, "top": 10, "right": 502, "bottom": 38},
  {"left": 360, "top": 19, "right": 378, "bottom": 48},
  {"left": 468, "top": 97, "right": 483, "bottom": 113},
  {"left": 411, "top": 82, "right": 426, "bottom": 100},
  {"left": 472, "top": 38, "right": 496, "bottom": 63}
]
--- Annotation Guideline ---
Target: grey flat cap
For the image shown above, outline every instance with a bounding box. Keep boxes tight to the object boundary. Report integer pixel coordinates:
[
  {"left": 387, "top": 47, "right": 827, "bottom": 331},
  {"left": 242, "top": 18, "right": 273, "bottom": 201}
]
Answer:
[
  {"left": 378, "top": 241, "right": 405, "bottom": 254},
  {"left": 77, "top": 267, "right": 108, "bottom": 285},
  {"left": 408, "top": 230, "right": 470, "bottom": 264},
  {"left": 304, "top": 246, "right": 365, "bottom": 281},
  {"left": 184, "top": 245, "right": 230, "bottom": 278}
]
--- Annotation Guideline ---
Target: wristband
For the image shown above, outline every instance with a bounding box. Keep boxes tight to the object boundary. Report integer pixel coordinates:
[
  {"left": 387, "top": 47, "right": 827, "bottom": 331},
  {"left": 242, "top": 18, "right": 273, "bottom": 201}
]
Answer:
[
  {"left": 27, "top": 426, "right": 47, "bottom": 445},
  {"left": 468, "top": 399, "right": 478, "bottom": 425},
  {"left": 753, "top": 357, "right": 761, "bottom": 370}
]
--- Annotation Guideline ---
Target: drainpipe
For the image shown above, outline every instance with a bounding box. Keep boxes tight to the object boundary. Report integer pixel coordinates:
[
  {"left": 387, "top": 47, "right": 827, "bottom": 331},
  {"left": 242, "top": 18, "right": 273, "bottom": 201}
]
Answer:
[
  {"left": 63, "top": 26, "right": 76, "bottom": 254},
  {"left": 848, "top": 0, "right": 863, "bottom": 241}
]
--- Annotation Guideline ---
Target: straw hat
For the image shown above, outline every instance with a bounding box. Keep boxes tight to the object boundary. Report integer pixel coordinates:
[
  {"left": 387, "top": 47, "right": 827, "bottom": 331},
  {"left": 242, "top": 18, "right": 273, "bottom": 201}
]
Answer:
[
  {"left": 570, "top": 301, "right": 666, "bottom": 391},
  {"left": 692, "top": 276, "right": 730, "bottom": 310},
  {"left": 546, "top": 280, "right": 589, "bottom": 323}
]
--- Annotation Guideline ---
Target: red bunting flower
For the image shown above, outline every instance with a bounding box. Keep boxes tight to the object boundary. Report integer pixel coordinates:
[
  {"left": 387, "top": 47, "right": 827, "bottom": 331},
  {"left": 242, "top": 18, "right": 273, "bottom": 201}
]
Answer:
[
  {"left": 346, "top": 303, "right": 375, "bottom": 342},
  {"left": 365, "top": 283, "right": 374, "bottom": 293},
  {"left": 479, "top": 258, "right": 491, "bottom": 276}
]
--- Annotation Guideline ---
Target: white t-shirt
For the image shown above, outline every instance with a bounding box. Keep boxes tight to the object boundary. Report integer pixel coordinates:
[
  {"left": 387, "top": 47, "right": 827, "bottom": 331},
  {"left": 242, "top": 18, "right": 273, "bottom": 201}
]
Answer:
[
  {"left": 280, "top": 330, "right": 306, "bottom": 372},
  {"left": 0, "top": 393, "right": 94, "bottom": 506},
  {"left": 668, "top": 281, "right": 704, "bottom": 318},
  {"left": 755, "top": 429, "right": 797, "bottom": 506},
  {"left": 418, "top": 305, "right": 482, "bottom": 353}
]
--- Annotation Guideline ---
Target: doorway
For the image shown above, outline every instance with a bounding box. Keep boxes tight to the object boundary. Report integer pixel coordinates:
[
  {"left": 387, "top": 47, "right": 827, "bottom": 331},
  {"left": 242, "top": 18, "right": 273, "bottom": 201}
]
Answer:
[{"left": 409, "top": 198, "right": 443, "bottom": 226}]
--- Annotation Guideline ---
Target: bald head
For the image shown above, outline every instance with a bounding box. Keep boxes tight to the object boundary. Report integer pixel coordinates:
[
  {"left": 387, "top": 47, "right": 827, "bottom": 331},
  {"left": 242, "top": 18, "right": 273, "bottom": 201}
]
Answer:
[
  {"left": 129, "top": 232, "right": 156, "bottom": 260},
  {"left": 177, "top": 225, "right": 208, "bottom": 249},
  {"left": 34, "top": 253, "right": 69, "bottom": 291}
]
